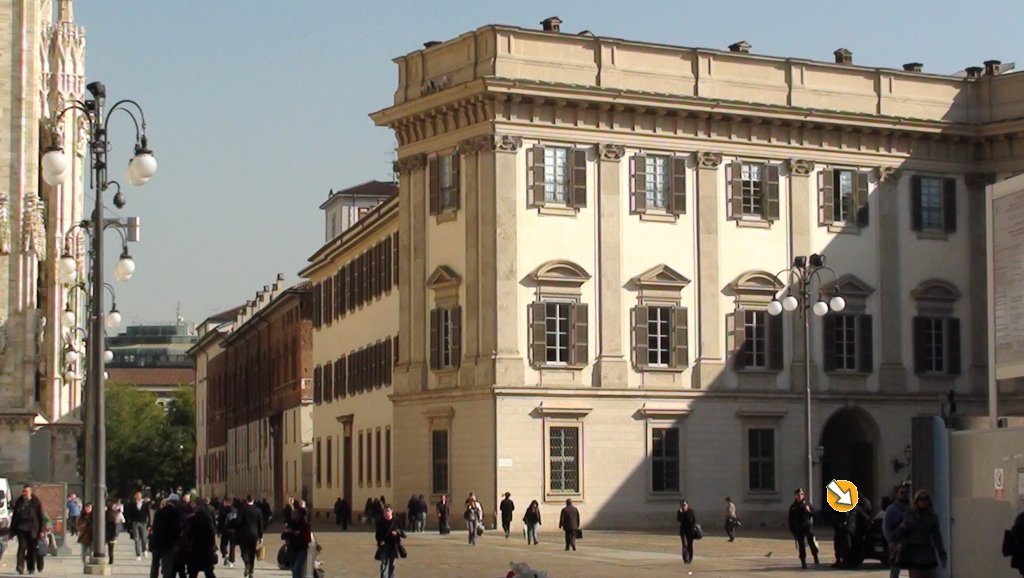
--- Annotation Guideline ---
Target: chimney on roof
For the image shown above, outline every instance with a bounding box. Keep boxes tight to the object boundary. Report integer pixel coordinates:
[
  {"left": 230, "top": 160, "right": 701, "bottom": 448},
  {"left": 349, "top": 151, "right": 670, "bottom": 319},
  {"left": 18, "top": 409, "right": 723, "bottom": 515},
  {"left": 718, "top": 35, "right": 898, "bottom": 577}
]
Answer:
[
  {"left": 834, "top": 48, "right": 852, "bottom": 65},
  {"left": 903, "top": 62, "right": 923, "bottom": 73},
  {"left": 729, "top": 41, "right": 751, "bottom": 54},
  {"left": 578, "top": 30, "right": 594, "bottom": 37},
  {"left": 985, "top": 59, "right": 1002, "bottom": 76},
  {"left": 965, "top": 66, "right": 983, "bottom": 79},
  {"left": 423, "top": 41, "right": 441, "bottom": 48},
  {"left": 541, "top": 16, "right": 562, "bottom": 33}
]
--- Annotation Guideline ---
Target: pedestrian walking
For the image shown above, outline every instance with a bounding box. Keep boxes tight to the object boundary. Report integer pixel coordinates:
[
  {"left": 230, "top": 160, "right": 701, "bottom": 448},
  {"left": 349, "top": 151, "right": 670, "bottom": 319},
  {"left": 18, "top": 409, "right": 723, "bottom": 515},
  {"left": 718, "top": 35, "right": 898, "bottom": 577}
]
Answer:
[
  {"left": 105, "top": 499, "right": 119, "bottom": 565},
  {"left": 281, "top": 508, "right": 311, "bottom": 578},
  {"left": 235, "top": 496, "right": 265, "bottom": 578},
  {"left": 436, "top": 495, "right": 450, "bottom": 535},
  {"left": 217, "top": 498, "right": 237, "bottom": 568},
  {"left": 406, "top": 495, "right": 419, "bottom": 532},
  {"left": 333, "top": 497, "right": 344, "bottom": 527},
  {"left": 677, "top": 500, "right": 697, "bottom": 564},
  {"left": 499, "top": 492, "right": 515, "bottom": 539},
  {"left": 66, "top": 493, "right": 82, "bottom": 536},
  {"left": 150, "top": 494, "right": 183, "bottom": 578},
  {"left": 282, "top": 497, "right": 294, "bottom": 528},
  {"left": 258, "top": 499, "right": 272, "bottom": 529},
  {"left": 558, "top": 498, "right": 580, "bottom": 552},
  {"left": 338, "top": 498, "right": 351, "bottom": 531},
  {"left": 787, "top": 488, "right": 820, "bottom": 569},
  {"left": 523, "top": 500, "right": 541, "bottom": 545},
  {"left": 363, "top": 498, "right": 374, "bottom": 526},
  {"left": 1010, "top": 508, "right": 1024, "bottom": 576},
  {"left": 897, "top": 489, "right": 947, "bottom": 578},
  {"left": 113, "top": 498, "right": 126, "bottom": 535},
  {"left": 10, "top": 484, "right": 44, "bottom": 575},
  {"left": 464, "top": 496, "right": 483, "bottom": 545},
  {"left": 724, "top": 496, "right": 739, "bottom": 542},
  {"left": 185, "top": 505, "right": 218, "bottom": 578},
  {"left": 416, "top": 495, "right": 428, "bottom": 533},
  {"left": 884, "top": 484, "right": 910, "bottom": 578},
  {"left": 374, "top": 505, "right": 406, "bottom": 578},
  {"left": 77, "top": 503, "right": 94, "bottom": 562},
  {"left": 126, "top": 491, "right": 152, "bottom": 560}
]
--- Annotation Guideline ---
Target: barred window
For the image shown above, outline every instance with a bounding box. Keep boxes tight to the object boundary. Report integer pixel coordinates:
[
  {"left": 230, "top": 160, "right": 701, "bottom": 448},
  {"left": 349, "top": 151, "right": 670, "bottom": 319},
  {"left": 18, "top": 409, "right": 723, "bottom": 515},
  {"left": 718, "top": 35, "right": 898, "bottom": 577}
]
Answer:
[
  {"left": 549, "top": 426, "right": 580, "bottom": 493},
  {"left": 748, "top": 428, "right": 775, "bottom": 492},
  {"left": 652, "top": 427, "right": 680, "bottom": 493}
]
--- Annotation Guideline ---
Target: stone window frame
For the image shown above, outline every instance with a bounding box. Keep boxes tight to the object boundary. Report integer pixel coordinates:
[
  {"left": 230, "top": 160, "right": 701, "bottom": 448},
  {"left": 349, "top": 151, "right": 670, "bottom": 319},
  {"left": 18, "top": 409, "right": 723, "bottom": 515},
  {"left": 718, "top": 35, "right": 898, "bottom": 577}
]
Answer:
[
  {"left": 629, "top": 151, "right": 688, "bottom": 222},
  {"left": 638, "top": 405, "right": 691, "bottom": 500},
  {"left": 427, "top": 266, "right": 462, "bottom": 380},
  {"left": 527, "top": 143, "right": 588, "bottom": 215},
  {"left": 536, "top": 404, "right": 591, "bottom": 502},
  {"left": 911, "top": 174, "right": 957, "bottom": 239},
  {"left": 911, "top": 279, "right": 962, "bottom": 380},
  {"left": 528, "top": 260, "right": 591, "bottom": 370},
  {"left": 817, "top": 165, "right": 870, "bottom": 233},
  {"left": 737, "top": 409, "right": 786, "bottom": 500},
  {"left": 425, "top": 406, "right": 454, "bottom": 499},
  {"left": 727, "top": 271, "right": 785, "bottom": 379},
  {"left": 630, "top": 264, "right": 692, "bottom": 372},
  {"left": 428, "top": 149, "right": 461, "bottom": 223},
  {"left": 819, "top": 275, "right": 875, "bottom": 380},
  {"left": 726, "top": 160, "right": 781, "bottom": 228}
]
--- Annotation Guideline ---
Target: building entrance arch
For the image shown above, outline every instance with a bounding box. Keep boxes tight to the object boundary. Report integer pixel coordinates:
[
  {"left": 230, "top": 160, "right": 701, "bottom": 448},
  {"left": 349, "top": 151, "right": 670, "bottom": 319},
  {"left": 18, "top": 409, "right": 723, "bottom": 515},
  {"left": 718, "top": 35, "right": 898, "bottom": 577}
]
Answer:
[{"left": 819, "top": 407, "right": 879, "bottom": 521}]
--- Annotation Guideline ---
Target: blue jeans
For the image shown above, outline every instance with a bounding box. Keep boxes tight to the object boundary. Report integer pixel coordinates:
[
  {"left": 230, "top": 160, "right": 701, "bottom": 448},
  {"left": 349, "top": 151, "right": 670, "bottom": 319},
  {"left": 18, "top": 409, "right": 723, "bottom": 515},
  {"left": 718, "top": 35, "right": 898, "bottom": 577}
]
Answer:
[
  {"left": 468, "top": 520, "right": 479, "bottom": 544},
  {"left": 290, "top": 548, "right": 307, "bottom": 578},
  {"left": 379, "top": 556, "right": 396, "bottom": 578},
  {"left": 132, "top": 522, "right": 148, "bottom": 557},
  {"left": 526, "top": 523, "right": 539, "bottom": 544}
]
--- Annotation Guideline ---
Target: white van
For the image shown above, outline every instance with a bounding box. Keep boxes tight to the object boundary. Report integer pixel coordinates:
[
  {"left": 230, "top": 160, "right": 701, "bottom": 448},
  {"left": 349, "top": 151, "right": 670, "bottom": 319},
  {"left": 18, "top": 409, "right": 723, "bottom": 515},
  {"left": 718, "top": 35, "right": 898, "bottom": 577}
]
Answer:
[{"left": 0, "top": 477, "right": 11, "bottom": 525}]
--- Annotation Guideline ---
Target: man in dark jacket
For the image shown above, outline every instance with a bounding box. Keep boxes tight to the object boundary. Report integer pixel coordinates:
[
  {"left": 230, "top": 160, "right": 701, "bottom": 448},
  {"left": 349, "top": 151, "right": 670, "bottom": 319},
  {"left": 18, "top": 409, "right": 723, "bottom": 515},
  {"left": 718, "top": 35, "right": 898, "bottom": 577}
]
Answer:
[
  {"left": 499, "top": 493, "right": 515, "bottom": 539},
  {"left": 788, "top": 488, "right": 820, "bottom": 569},
  {"left": 558, "top": 498, "right": 580, "bottom": 551},
  {"left": 10, "top": 485, "right": 44, "bottom": 575},
  {"left": 125, "top": 491, "right": 151, "bottom": 561},
  {"left": 150, "top": 494, "right": 183, "bottom": 578},
  {"left": 235, "top": 496, "right": 265, "bottom": 578},
  {"left": 677, "top": 500, "right": 697, "bottom": 564},
  {"left": 217, "top": 498, "right": 237, "bottom": 568},
  {"left": 1011, "top": 508, "right": 1024, "bottom": 576}
]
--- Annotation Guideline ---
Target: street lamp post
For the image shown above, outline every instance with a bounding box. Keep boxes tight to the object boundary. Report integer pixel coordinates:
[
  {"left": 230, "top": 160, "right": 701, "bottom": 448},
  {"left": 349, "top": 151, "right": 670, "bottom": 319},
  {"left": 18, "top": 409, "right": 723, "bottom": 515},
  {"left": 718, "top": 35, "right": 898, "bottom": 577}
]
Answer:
[
  {"left": 767, "top": 254, "right": 845, "bottom": 506},
  {"left": 42, "top": 81, "right": 156, "bottom": 573}
]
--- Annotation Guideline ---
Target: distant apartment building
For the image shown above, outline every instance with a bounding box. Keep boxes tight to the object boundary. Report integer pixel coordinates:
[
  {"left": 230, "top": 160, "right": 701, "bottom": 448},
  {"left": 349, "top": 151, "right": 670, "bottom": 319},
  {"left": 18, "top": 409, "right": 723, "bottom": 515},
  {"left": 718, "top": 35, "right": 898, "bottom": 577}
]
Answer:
[
  {"left": 106, "top": 319, "right": 198, "bottom": 403},
  {"left": 322, "top": 181, "right": 397, "bottom": 241}
]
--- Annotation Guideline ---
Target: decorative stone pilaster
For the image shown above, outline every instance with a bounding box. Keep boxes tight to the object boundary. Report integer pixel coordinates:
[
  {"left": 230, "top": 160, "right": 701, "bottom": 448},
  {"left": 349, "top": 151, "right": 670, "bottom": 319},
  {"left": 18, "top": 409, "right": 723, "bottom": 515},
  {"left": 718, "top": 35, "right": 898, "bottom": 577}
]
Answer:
[
  {"left": 966, "top": 172, "right": 995, "bottom": 394},
  {"left": 876, "top": 166, "right": 906, "bottom": 391},
  {"left": 694, "top": 151, "right": 725, "bottom": 389},
  {"left": 787, "top": 159, "right": 815, "bottom": 387},
  {"left": 594, "top": 144, "right": 628, "bottom": 387}
]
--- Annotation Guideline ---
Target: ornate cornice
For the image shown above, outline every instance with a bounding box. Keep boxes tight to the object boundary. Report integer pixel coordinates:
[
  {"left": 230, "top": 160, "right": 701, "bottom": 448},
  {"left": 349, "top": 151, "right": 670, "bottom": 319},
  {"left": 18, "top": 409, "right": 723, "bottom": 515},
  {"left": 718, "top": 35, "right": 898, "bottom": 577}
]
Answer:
[
  {"left": 392, "top": 153, "right": 426, "bottom": 174},
  {"left": 697, "top": 151, "right": 723, "bottom": 169},
  {"left": 492, "top": 135, "right": 523, "bottom": 153},
  {"left": 600, "top": 144, "right": 625, "bottom": 161},
  {"left": 787, "top": 159, "right": 815, "bottom": 176}
]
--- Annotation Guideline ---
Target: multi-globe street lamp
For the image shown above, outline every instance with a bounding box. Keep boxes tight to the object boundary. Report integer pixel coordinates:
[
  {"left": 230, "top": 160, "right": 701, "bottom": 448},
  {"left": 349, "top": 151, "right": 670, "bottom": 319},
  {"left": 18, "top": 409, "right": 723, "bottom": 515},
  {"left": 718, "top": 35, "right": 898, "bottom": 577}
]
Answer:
[
  {"left": 41, "top": 81, "right": 156, "bottom": 572},
  {"left": 767, "top": 254, "right": 845, "bottom": 506}
]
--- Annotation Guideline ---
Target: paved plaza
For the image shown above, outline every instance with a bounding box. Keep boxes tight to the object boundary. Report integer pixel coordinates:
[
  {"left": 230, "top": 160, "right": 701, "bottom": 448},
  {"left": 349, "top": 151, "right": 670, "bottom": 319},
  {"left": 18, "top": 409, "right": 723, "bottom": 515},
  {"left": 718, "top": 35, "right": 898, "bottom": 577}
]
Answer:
[{"left": 0, "top": 524, "right": 901, "bottom": 578}]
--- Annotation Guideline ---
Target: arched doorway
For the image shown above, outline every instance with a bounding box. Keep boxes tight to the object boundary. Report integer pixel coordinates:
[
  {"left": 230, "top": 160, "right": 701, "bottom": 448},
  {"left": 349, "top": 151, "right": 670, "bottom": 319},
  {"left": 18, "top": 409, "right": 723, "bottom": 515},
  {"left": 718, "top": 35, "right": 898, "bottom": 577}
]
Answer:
[{"left": 819, "top": 408, "right": 879, "bottom": 522}]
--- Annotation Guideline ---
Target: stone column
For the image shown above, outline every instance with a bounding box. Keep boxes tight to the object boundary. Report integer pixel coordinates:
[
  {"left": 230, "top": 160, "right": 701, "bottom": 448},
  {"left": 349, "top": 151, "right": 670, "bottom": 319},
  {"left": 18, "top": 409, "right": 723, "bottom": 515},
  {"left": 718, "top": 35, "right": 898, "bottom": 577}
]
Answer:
[
  {"left": 876, "top": 167, "right": 906, "bottom": 392},
  {"left": 966, "top": 172, "right": 994, "bottom": 394},
  {"left": 788, "top": 159, "right": 814, "bottom": 391},
  {"left": 694, "top": 152, "right": 725, "bottom": 389},
  {"left": 594, "top": 144, "right": 628, "bottom": 388}
]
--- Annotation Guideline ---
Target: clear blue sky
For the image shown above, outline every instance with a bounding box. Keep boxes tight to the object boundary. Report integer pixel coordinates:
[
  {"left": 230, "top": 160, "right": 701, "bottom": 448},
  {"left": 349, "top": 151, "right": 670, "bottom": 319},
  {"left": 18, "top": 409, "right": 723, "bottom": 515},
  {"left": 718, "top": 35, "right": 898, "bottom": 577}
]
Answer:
[{"left": 75, "top": 0, "right": 1024, "bottom": 324}]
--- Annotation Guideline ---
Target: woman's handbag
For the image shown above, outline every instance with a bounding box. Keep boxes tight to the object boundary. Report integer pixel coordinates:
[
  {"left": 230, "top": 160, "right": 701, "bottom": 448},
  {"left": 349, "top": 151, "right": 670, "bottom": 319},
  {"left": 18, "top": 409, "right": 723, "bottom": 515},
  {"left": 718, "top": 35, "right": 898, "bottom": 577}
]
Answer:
[
  {"left": 397, "top": 543, "right": 408, "bottom": 559},
  {"left": 476, "top": 525, "right": 484, "bottom": 537},
  {"left": 374, "top": 545, "right": 385, "bottom": 561},
  {"left": 574, "top": 529, "right": 583, "bottom": 539},
  {"left": 694, "top": 524, "right": 704, "bottom": 540},
  {"left": 256, "top": 540, "right": 266, "bottom": 561}
]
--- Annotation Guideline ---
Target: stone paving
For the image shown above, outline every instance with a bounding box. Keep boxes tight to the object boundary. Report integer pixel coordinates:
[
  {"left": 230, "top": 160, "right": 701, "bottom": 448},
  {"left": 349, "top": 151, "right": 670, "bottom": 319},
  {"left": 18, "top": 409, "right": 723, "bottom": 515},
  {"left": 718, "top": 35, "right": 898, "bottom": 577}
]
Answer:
[{"left": 0, "top": 526, "right": 901, "bottom": 578}]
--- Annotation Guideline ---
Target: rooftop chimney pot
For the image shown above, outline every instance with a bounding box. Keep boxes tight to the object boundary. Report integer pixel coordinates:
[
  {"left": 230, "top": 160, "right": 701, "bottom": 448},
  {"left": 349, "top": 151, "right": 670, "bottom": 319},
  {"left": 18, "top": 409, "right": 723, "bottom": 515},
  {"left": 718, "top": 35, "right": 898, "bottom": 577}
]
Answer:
[
  {"left": 423, "top": 41, "right": 441, "bottom": 48},
  {"left": 729, "top": 41, "right": 751, "bottom": 54},
  {"left": 834, "top": 48, "right": 853, "bottom": 65},
  {"left": 985, "top": 59, "right": 1002, "bottom": 75},
  {"left": 965, "top": 66, "right": 983, "bottom": 79},
  {"left": 541, "top": 16, "right": 562, "bottom": 32},
  {"left": 903, "top": 62, "right": 923, "bottom": 73}
]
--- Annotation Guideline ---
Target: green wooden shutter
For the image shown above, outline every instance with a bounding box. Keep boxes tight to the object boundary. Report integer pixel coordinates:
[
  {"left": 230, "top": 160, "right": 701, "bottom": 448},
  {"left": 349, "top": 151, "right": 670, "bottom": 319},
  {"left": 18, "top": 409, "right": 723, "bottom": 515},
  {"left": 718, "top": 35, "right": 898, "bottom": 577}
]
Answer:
[
  {"left": 858, "top": 314, "right": 873, "bottom": 373},
  {"left": 733, "top": 310, "right": 748, "bottom": 369},
  {"left": 764, "top": 164, "right": 780, "bottom": 221},
  {"left": 819, "top": 169, "right": 834, "bottom": 225},
  {"left": 428, "top": 157, "right": 440, "bottom": 215},
  {"left": 530, "top": 302, "right": 547, "bottom": 367},
  {"left": 671, "top": 307, "right": 689, "bottom": 368},
  {"left": 911, "top": 175, "right": 923, "bottom": 231},
  {"left": 570, "top": 148, "right": 587, "bottom": 208},
  {"left": 451, "top": 306, "right": 462, "bottom": 370},
  {"left": 670, "top": 156, "right": 687, "bottom": 215},
  {"left": 633, "top": 306, "right": 649, "bottom": 368},
  {"left": 632, "top": 155, "right": 647, "bottom": 213},
  {"left": 572, "top": 303, "right": 589, "bottom": 367},
  {"left": 913, "top": 316, "right": 928, "bottom": 374},
  {"left": 530, "top": 146, "right": 546, "bottom": 207},
  {"left": 728, "top": 162, "right": 743, "bottom": 220},
  {"left": 855, "top": 171, "right": 870, "bottom": 227},
  {"left": 943, "top": 177, "right": 957, "bottom": 233},
  {"left": 429, "top": 309, "right": 440, "bottom": 370},
  {"left": 946, "top": 317, "right": 961, "bottom": 375},
  {"left": 768, "top": 312, "right": 784, "bottom": 370},
  {"left": 823, "top": 314, "right": 837, "bottom": 372}
]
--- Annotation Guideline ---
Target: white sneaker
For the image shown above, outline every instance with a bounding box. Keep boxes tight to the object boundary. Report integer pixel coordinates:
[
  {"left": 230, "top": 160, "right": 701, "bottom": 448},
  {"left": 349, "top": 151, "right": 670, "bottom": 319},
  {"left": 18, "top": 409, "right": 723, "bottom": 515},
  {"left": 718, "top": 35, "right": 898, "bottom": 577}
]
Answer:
[
  {"left": 228, "top": 562, "right": 234, "bottom": 568},
  {"left": 144, "top": 552, "right": 149, "bottom": 559},
  {"left": 136, "top": 556, "right": 141, "bottom": 561}
]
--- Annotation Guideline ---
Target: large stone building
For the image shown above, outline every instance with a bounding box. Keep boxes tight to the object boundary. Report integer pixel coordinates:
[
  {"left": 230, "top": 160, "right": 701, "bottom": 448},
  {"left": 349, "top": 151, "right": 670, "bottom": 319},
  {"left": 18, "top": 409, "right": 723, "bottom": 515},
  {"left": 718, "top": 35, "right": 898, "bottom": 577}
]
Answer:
[
  {"left": 352, "top": 19, "right": 1024, "bottom": 528},
  {"left": 0, "top": 0, "right": 87, "bottom": 489}
]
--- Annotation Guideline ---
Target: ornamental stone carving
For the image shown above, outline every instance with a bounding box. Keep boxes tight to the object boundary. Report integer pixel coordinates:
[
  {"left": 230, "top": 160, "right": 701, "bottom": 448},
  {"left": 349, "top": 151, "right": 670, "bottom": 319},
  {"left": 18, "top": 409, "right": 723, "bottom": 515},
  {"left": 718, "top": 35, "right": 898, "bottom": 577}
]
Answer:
[
  {"left": 875, "top": 166, "right": 901, "bottom": 182},
  {"left": 459, "top": 135, "right": 493, "bottom": 154},
  {"left": 696, "top": 152, "right": 723, "bottom": 169},
  {"left": 599, "top": 144, "right": 625, "bottom": 161},
  {"left": 22, "top": 195, "right": 46, "bottom": 259},
  {"left": 392, "top": 154, "right": 426, "bottom": 174},
  {"left": 787, "top": 159, "right": 815, "bottom": 176},
  {"left": 0, "top": 191, "right": 10, "bottom": 255},
  {"left": 492, "top": 135, "right": 523, "bottom": 153}
]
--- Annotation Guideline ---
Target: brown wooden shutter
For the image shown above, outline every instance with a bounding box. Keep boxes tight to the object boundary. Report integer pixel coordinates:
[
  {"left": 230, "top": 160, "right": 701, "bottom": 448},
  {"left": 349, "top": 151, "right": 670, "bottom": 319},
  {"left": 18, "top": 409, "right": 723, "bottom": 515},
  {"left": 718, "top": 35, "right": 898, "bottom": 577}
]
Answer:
[
  {"left": 943, "top": 177, "right": 957, "bottom": 233},
  {"left": 429, "top": 309, "right": 440, "bottom": 371},
  {"left": 632, "top": 306, "right": 649, "bottom": 369},
  {"left": 764, "top": 164, "right": 780, "bottom": 221},
  {"left": 325, "top": 277, "right": 333, "bottom": 324},
  {"left": 570, "top": 148, "right": 587, "bottom": 208},
  {"left": 946, "top": 317, "right": 961, "bottom": 375},
  {"left": 352, "top": 258, "right": 360, "bottom": 307},
  {"left": 394, "top": 334, "right": 399, "bottom": 367},
  {"left": 858, "top": 314, "right": 873, "bottom": 373},
  {"left": 530, "top": 302, "right": 546, "bottom": 367},
  {"left": 324, "top": 362, "right": 333, "bottom": 400},
  {"left": 911, "top": 175, "right": 923, "bottom": 231},
  {"left": 768, "top": 311, "right": 784, "bottom": 370},
  {"left": 819, "top": 169, "right": 834, "bottom": 225},
  {"left": 383, "top": 237, "right": 392, "bottom": 290},
  {"left": 572, "top": 303, "right": 589, "bottom": 367},
  {"left": 337, "top": 357, "right": 346, "bottom": 399},
  {"left": 347, "top": 354, "right": 355, "bottom": 396},
  {"left": 393, "top": 232, "right": 399, "bottom": 287},
  {"left": 913, "top": 316, "right": 928, "bottom": 374},
  {"left": 313, "top": 365, "right": 322, "bottom": 404},
  {"left": 670, "top": 156, "right": 687, "bottom": 215},
  {"left": 335, "top": 271, "right": 343, "bottom": 318},
  {"left": 428, "top": 157, "right": 440, "bottom": 215},
  {"left": 823, "top": 314, "right": 837, "bottom": 372},
  {"left": 632, "top": 155, "right": 647, "bottom": 213},
  {"left": 313, "top": 283, "right": 321, "bottom": 328},
  {"left": 728, "top": 162, "right": 743, "bottom": 220},
  {"left": 385, "top": 338, "right": 392, "bottom": 385},
  {"left": 855, "top": 171, "right": 869, "bottom": 227},
  {"left": 452, "top": 153, "right": 461, "bottom": 211},
  {"left": 671, "top": 306, "right": 689, "bottom": 368},
  {"left": 733, "top": 310, "right": 748, "bottom": 369},
  {"left": 361, "top": 252, "right": 369, "bottom": 305},
  {"left": 530, "top": 146, "right": 546, "bottom": 207},
  {"left": 373, "top": 246, "right": 380, "bottom": 299},
  {"left": 451, "top": 306, "right": 462, "bottom": 369}
]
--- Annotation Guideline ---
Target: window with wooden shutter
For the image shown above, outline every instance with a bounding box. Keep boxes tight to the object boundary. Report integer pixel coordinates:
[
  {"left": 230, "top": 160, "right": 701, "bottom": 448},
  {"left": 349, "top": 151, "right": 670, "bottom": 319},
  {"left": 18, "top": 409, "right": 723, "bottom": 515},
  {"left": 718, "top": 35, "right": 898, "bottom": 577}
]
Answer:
[
  {"left": 823, "top": 314, "right": 837, "bottom": 372},
  {"left": 429, "top": 156, "right": 440, "bottom": 215},
  {"left": 632, "top": 306, "right": 649, "bottom": 369},
  {"left": 671, "top": 307, "right": 689, "bottom": 368},
  {"left": 335, "top": 270, "right": 344, "bottom": 319},
  {"left": 570, "top": 148, "right": 587, "bottom": 208},
  {"left": 767, "top": 312, "right": 784, "bottom": 370},
  {"left": 352, "top": 256, "right": 361, "bottom": 307},
  {"left": 324, "top": 277, "right": 333, "bottom": 324},
  {"left": 529, "top": 302, "right": 547, "bottom": 367},
  {"left": 819, "top": 170, "right": 835, "bottom": 225},
  {"left": 911, "top": 175, "right": 923, "bottom": 231},
  {"left": 385, "top": 338, "right": 392, "bottom": 385},
  {"left": 336, "top": 357, "right": 346, "bottom": 399},
  {"left": 943, "top": 177, "right": 957, "bottom": 233},
  {"left": 313, "top": 365, "right": 322, "bottom": 405},
  {"left": 451, "top": 306, "right": 462, "bottom": 369},
  {"left": 429, "top": 309, "right": 441, "bottom": 370},
  {"left": 764, "top": 164, "right": 780, "bottom": 221},
  {"left": 855, "top": 171, "right": 869, "bottom": 227},
  {"left": 571, "top": 303, "right": 589, "bottom": 368},
  {"left": 449, "top": 153, "right": 460, "bottom": 211},
  {"left": 529, "top": 145, "right": 546, "bottom": 207},
  {"left": 368, "top": 246, "right": 376, "bottom": 300},
  {"left": 946, "top": 317, "right": 961, "bottom": 375},
  {"left": 393, "top": 232, "right": 399, "bottom": 287},
  {"left": 727, "top": 161, "right": 743, "bottom": 220},
  {"left": 323, "top": 362, "right": 333, "bottom": 401},
  {"left": 361, "top": 252, "right": 369, "bottom": 305},
  {"left": 347, "top": 353, "right": 356, "bottom": 396},
  {"left": 858, "top": 315, "right": 873, "bottom": 373},
  {"left": 313, "top": 283, "right": 321, "bottom": 328},
  {"left": 669, "top": 156, "right": 686, "bottom": 215},
  {"left": 631, "top": 154, "right": 647, "bottom": 213},
  {"left": 383, "top": 236, "right": 392, "bottom": 291},
  {"left": 733, "top": 310, "right": 748, "bottom": 369}
]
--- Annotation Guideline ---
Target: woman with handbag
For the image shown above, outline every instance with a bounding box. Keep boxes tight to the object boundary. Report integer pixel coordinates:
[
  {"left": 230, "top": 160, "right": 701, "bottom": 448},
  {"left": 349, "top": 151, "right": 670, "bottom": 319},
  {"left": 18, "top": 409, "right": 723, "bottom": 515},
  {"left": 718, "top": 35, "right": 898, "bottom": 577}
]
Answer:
[
  {"left": 724, "top": 497, "right": 740, "bottom": 542},
  {"left": 464, "top": 498, "right": 483, "bottom": 546},
  {"left": 523, "top": 500, "right": 542, "bottom": 545},
  {"left": 898, "top": 489, "right": 948, "bottom": 578},
  {"left": 374, "top": 506, "right": 406, "bottom": 578}
]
